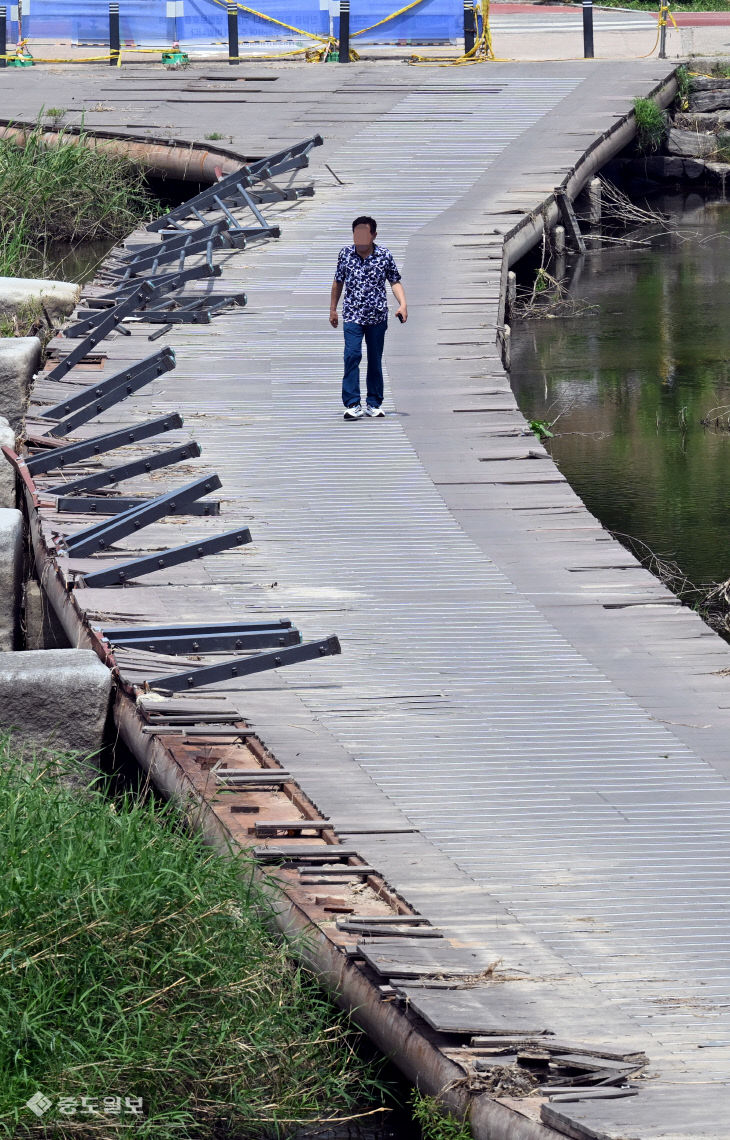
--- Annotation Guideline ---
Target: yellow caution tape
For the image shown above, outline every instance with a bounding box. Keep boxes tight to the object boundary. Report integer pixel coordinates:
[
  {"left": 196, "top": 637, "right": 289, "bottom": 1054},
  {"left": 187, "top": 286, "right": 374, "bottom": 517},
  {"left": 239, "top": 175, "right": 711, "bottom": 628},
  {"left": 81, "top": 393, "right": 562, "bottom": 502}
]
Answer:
[
  {"left": 410, "top": 0, "right": 502, "bottom": 64},
  {"left": 636, "top": 2, "right": 677, "bottom": 59}
]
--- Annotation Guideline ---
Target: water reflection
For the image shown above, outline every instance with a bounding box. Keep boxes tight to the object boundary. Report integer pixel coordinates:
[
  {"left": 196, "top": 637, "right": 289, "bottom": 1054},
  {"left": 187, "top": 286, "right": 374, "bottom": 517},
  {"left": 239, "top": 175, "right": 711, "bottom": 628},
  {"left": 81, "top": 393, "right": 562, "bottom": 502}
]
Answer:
[
  {"left": 20, "top": 238, "right": 116, "bottom": 285},
  {"left": 510, "top": 196, "right": 730, "bottom": 588}
]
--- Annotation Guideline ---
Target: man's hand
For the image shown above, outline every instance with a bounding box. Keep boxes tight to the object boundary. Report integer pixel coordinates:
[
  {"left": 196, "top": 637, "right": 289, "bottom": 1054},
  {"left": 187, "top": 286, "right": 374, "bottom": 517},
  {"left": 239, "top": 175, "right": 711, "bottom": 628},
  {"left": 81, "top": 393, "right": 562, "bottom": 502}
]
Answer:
[
  {"left": 395, "top": 304, "right": 408, "bottom": 324},
  {"left": 329, "top": 308, "right": 339, "bottom": 329}
]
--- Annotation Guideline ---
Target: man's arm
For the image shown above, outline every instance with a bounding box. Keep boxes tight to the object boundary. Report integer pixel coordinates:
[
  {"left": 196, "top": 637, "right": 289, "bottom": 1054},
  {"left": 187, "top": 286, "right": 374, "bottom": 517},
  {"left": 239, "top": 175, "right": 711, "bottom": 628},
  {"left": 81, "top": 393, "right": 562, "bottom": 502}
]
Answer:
[
  {"left": 391, "top": 281, "right": 407, "bottom": 324},
  {"left": 330, "top": 279, "right": 343, "bottom": 328}
]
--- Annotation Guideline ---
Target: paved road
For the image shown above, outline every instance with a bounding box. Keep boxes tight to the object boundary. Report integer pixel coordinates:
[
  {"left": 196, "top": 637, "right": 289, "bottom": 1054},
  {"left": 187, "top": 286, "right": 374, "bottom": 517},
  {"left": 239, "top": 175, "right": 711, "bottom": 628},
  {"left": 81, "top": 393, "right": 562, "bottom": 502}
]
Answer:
[{"left": 12, "top": 60, "right": 730, "bottom": 1137}]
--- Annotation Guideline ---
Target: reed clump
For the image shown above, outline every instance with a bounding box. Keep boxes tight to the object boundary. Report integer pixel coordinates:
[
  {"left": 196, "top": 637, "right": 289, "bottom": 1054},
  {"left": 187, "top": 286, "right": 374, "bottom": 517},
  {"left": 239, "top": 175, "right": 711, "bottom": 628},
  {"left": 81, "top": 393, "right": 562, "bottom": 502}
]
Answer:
[
  {"left": 0, "top": 736, "right": 384, "bottom": 1138},
  {"left": 632, "top": 98, "right": 667, "bottom": 155},
  {"left": 0, "top": 120, "right": 155, "bottom": 277}
]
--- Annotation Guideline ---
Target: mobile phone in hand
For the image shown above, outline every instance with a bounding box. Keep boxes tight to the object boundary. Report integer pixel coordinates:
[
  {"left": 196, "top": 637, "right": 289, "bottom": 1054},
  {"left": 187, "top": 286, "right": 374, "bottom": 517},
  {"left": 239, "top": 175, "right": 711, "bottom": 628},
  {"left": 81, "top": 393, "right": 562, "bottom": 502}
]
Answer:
[{"left": 396, "top": 313, "right": 404, "bottom": 323}]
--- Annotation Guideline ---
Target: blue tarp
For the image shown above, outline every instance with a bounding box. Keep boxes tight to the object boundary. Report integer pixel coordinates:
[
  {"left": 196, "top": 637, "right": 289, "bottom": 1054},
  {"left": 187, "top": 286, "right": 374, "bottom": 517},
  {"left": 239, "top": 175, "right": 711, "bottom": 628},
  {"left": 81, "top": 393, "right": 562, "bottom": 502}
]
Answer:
[{"left": 14, "top": 0, "right": 461, "bottom": 46}]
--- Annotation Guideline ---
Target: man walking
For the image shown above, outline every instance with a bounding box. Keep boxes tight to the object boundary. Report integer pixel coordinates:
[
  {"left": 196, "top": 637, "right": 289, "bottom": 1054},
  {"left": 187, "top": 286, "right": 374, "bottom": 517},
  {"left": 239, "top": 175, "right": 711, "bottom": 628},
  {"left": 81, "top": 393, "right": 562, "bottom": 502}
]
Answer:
[{"left": 329, "top": 216, "right": 407, "bottom": 420}]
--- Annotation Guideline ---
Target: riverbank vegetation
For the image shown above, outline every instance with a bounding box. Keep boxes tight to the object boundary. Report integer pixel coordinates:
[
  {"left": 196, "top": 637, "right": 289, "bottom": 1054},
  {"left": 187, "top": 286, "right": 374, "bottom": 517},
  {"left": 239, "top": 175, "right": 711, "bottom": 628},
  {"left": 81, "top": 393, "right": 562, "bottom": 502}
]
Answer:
[
  {"left": 0, "top": 735, "right": 387, "bottom": 1138},
  {"left": 586, "top": 0, "right": 730, "bottom": 11},
  {"left": 0, "top": 120, "right": 155, "bottom": 278}
]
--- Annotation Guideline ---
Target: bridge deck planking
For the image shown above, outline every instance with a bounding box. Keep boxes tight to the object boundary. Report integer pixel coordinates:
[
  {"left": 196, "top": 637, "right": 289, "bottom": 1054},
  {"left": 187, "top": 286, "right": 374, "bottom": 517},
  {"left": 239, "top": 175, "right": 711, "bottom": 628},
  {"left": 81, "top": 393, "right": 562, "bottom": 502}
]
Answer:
[{"left": 16, "top": 61, "right": 730, "bottom": 1135}]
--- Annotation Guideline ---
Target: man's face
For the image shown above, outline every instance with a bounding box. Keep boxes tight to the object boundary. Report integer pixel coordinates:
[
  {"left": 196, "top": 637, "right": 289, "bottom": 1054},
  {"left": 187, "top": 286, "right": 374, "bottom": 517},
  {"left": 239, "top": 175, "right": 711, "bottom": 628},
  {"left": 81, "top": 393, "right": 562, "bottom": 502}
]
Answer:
[{"left": 353, "top": 224, "right": 375, "bottom": 254}]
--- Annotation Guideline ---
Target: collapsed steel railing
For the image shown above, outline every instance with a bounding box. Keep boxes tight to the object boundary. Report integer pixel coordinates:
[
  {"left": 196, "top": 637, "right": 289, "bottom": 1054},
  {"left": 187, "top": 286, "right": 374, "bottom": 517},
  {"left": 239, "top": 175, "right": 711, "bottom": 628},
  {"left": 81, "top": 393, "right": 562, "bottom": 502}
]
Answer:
[{"left": 21, "top": 134, "right": 340, "bottom": 693}]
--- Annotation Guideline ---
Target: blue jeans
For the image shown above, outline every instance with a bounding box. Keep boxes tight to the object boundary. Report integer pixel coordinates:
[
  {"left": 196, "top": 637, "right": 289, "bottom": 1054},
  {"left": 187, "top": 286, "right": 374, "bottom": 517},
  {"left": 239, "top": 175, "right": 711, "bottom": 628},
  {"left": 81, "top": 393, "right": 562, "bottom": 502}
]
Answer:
[{"left": 342, "top": 320, "right": 387, "bottom": 409}]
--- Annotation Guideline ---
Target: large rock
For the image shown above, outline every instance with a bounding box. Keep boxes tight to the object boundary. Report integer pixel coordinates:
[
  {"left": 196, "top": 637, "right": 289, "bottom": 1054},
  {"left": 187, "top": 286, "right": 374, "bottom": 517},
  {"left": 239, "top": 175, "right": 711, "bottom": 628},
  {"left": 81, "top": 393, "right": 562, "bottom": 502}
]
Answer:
[
  {"left": 0, "top": 276, "right": 80, "bottom": 321},
  {"left": 0, "top": 649, "right": 112, "bottom": 759},
  {"left": 666, "top": 128, "right": 718, "bottom": 159},
  {"left": 0, "top": 336, "right": 42, "bottom": 431},
  {"left": 0, "top": 508, "right": 22, "bottom": 650},
  {"left": 682, "top": 158, "right": 711, "bottom": 181},
  {"left": 690, "top": 77, "right": 730, "bottom": 92},
  {"left": 704, "top": 161, "right": 730, "bottom": 189},
  {"left": 639, "top": 155, "right": 686, "bottom": 180},
  {"left": 0, "top": 416, "right": 14, "bottom": 508},
  {"left": 675, "top": 110, "right": 730, "bottom": 132},
  {"left": 689, "top": 90, "right": 730, "bottom": 114}
]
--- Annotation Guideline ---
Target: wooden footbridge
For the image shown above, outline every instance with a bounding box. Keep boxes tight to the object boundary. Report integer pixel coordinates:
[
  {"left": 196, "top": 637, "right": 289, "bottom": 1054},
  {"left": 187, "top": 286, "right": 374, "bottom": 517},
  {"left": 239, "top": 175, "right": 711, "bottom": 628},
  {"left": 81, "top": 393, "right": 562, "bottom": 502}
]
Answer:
[{"left": 3, "top": 60, "right": 730, "bottom": 1138}]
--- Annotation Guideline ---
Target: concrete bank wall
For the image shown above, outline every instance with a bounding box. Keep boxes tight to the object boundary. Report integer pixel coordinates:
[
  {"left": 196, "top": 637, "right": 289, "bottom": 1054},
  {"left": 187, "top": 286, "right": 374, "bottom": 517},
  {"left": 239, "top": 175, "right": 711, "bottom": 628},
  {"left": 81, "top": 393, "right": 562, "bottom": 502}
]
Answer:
[{"left": 498, "top": 71, "right": 679, "bottom": 328}]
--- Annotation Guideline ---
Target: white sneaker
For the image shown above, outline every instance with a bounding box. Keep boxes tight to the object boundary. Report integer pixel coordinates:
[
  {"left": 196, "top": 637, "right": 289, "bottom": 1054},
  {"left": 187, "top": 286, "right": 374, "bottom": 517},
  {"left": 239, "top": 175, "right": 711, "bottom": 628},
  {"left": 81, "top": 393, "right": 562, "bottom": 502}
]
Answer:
[
  {"left": 365, "top": 405, "right": 385, "bottom": 418},
  {"left": 343, "top": 405, "right": 363, "bottom": 420}
]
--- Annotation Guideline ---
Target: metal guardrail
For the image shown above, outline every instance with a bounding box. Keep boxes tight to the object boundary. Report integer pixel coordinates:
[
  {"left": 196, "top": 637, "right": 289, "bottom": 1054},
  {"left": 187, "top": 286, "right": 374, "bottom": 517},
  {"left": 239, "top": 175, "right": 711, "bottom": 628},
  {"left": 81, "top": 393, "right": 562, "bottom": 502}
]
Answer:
[{"left": 26, "top": 136, "right": 338, "bottom": 692}]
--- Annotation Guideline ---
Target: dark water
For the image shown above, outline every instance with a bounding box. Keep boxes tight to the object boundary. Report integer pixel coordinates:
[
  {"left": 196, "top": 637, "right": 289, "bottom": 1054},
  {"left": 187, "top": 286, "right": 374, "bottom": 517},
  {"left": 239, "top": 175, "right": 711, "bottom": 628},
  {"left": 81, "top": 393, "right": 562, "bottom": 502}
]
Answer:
[
  {"left": 510, "top": 196, "right": 730, "bottom": 589},
  {"left": 31, "top": 238, "right": 116, "bottom": 284}
]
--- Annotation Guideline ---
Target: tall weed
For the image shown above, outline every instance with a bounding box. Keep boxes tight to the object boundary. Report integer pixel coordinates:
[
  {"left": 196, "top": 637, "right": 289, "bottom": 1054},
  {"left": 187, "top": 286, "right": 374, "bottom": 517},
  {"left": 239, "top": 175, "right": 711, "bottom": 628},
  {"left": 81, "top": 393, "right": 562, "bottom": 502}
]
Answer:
[
  {"left": 0, "top": 736, "right": 383, "bottom": 1138},
  {"left": 0, "top": 121, "right": 155, "bottom": 278}
]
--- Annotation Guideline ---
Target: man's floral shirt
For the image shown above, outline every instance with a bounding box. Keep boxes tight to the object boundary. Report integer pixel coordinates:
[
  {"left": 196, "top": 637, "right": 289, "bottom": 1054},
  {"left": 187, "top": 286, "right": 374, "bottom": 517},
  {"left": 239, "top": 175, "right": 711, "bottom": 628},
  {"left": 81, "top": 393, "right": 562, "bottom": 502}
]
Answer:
[{"left": 334, "top": 244, "right": 401, "bottom": 325}]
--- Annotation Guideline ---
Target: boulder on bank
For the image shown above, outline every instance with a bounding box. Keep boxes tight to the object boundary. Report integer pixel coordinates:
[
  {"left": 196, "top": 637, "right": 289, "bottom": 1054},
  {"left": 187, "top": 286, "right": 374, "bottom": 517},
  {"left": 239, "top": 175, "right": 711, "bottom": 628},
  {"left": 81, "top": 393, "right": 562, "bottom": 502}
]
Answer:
[
  {"left": 704, "top": 161, "right": 730, "bottom": 189},
  {"left": 0, "top": 336, "right": 42, "bottom": 431},
  {"left": 666, "top": 128, "right": 719, "bottom": 159},
  {"left": 0, "top": 276, "right": 80, "bottom": 321},
  {"left": 675, "top": 110, "right": 730, "bottom": 132},
  {"left": 625, "top": 155, "right": 708, "bottom": 182},
  {"left": 0, "top": 648, "right": 112, "bottom": 759},
  {"left": 0, "top": 416, "right": 14, "bottom": 508},
  {"left": 689, "top": 89, "right": 730, "bottom": 114},
  {"left": 690, "top": 77, "right": 730, "bottom": 92}
]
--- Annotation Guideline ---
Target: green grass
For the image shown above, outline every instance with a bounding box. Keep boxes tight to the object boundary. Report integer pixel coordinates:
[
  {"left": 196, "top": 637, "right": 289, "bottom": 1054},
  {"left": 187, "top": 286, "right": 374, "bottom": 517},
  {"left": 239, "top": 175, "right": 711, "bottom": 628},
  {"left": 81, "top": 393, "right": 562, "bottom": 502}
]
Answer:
[
  {"left": 590, "top": 0, "right": 730, "bottom": 10},
  {"left": 0, "top": 120, "right": 156, "bottom": 278},
  {"left": 0, "top": 735, "right": 386, "bottom": 1138},
  {"left": 412, "top": 1092, "right": 472, "bottom": 1140},
  {"left": 633, "top": 97, "right": 667, "bottom": 154},
  {"left": 705, "top": 61, "right": 730, "bottom": 77}
]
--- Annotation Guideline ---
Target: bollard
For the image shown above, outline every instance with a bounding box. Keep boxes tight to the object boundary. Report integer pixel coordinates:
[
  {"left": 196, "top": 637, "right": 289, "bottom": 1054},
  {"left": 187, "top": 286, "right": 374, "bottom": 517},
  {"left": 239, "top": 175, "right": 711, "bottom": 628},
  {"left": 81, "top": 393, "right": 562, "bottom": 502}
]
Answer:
[
  {"left": 227, "top": 1, "right": 238, "bottom": 64},
  {"left": 582, "top": 0, "right": 594, "bottom": 58},
  {"left": 659, "top": 0, "right": 668, "bottom": 58},
  {"left": 554, "top": 224, "right": 566, "bottom": 280},
  {"left": 463, "top": 0, "right": 476, "bottom": 55},
  {"left": 0, "top": 7, "right": 6, "bottom": 68},
  {"left": 339, "top": 0, "right": 349, "bottom": 62},
  {"left": 507, "top": 270, "right": 517, "bottom": 315},
  {"left": 109, "top": 2, "right": 120, "bottom": 66},
  {"left": 502, "top": 324, "right": 511, "bottom": 371},
  {"left": 588, "top": 177, "right": 602, "bottom": 226}
]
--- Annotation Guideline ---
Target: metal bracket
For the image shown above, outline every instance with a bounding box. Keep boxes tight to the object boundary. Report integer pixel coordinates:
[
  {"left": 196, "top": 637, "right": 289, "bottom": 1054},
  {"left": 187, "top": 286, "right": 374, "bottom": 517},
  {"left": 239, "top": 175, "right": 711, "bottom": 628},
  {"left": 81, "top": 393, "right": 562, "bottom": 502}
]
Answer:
[
  {"left": 26, "top": 413, "right": 184, "bottom": 476},
  {"left": 110, "top": 228, "right": 247, "bottom": 280},
  {"left": 100, "top": 619, "right": 292, "bottom": 639},
  {"left": 104, "top": 627, "right": 301, "bottom": 655},
  {"left": 118, "top": 293, "right": 247, "bottom": 327},
  {"left": 145, "top": 635, "right": 341, "bottom": 693},
  {"left": 146, "top": 136, "right": 323, "bottom": 232},
  {"left": 55, "top": 495, "right": 220, "bottom": 517},
  {"left": 47, "top": 283, "right": 153, "bottom": 382},
  {"left": 73, "top": 264, "right": 222, "bottom": 324},
  {"left": 63, "top": 473, "right": 222, "bottom": 555},
  {"left": 111, "top": 219, "right": 238, "bottom": 270},
  {"left": 40, "top": 347, "right": 175, "bottom": 418},
  {"left": 78, "top": 525, "right": 252, "bottom": 588},
  {"left": 41, "top": 349, "right": 177, "bottom": 438},
  {"left": 43, "top": 441, "right": 201, "bottom": 496}
]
